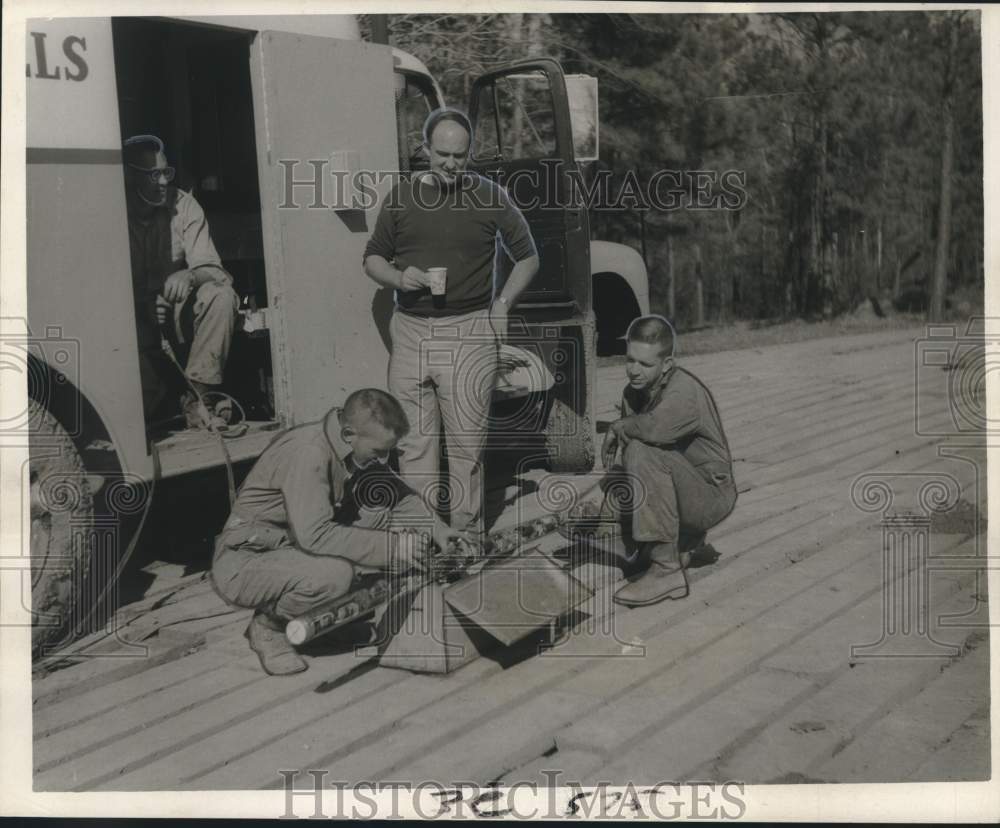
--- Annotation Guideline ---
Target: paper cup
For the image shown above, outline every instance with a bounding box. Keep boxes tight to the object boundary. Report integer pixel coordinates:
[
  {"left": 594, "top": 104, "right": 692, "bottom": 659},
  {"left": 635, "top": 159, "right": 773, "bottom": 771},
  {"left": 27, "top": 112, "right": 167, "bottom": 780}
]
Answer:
[{"left": 427, "top": 267, "right": 447, "bottom": 296}]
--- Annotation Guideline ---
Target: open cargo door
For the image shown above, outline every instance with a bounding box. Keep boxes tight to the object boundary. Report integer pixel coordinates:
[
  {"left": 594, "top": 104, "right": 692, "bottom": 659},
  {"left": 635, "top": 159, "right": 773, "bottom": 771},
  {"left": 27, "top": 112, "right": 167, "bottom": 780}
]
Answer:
[
  {"left": 250, "top": 31, "right": 398, "bottom": 424},
  {"left": 467, "top": 58, "right": 591, "bottom": 312}
]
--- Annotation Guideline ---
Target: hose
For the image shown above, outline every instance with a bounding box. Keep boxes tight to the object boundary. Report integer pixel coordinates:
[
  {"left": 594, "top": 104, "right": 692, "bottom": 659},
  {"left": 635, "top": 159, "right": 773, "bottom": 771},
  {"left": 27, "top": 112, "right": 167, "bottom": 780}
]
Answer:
[
  {"left": 159, "top": 339, "right": 239, "bottom": 508},
  {"left": 36, "top": 343, "right": 247, "bottom": 670}
]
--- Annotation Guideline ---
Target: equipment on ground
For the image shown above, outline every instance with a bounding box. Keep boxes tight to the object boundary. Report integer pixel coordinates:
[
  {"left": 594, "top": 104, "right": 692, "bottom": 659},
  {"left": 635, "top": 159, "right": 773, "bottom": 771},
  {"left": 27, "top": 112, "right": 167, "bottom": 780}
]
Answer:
[
  {"left": 285, "top": 579, "right": 393, "bottom": 646},
  {"left": 283, "top": 507, "right": 607, "bottom": 669}
]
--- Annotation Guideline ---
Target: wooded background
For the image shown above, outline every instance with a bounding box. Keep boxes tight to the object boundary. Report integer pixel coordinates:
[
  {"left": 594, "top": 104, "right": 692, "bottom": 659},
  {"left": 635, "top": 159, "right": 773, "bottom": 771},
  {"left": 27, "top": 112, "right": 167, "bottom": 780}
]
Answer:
[{"left": 363, "top": 11, "right": 983, "bottom": 328}]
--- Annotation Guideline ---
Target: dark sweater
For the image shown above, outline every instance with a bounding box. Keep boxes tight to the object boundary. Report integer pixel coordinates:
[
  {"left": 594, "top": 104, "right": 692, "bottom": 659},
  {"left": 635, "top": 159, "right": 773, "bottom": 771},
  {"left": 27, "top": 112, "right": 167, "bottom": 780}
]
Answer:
[{"left": 363, "top": 173, "right": 536, "bottom": 317}]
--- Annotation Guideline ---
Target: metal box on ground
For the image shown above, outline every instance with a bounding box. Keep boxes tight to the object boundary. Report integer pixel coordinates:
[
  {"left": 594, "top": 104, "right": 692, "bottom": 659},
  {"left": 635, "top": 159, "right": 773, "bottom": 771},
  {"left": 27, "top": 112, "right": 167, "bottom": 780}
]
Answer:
[{"left": 372, "top": 547, "right": 593, "bottom": 673}]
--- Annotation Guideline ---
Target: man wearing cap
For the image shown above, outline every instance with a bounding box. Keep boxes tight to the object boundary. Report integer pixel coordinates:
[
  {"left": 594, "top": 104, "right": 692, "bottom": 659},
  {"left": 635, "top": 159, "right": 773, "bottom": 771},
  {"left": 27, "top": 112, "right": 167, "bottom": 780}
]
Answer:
[
  {"left": 363, "top": 108, "right": 539, "bottom": 535},
  {"left": 601, "top": 315, "right": 738, "bottom": 607},
  {"left": 123, "top": 134, "right": 239, "bottom": 430}
]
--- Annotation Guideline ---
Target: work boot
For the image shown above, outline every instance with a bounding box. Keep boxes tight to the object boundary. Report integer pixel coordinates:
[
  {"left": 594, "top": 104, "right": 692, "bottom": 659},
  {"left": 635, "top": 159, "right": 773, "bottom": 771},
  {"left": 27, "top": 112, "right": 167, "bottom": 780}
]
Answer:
[
  {"left": 245, "top": 611, "right": 308, "bottom": 676},
  {"left": 613, "top": 541, "right": 689, "bottom": 607},
  {"left": 181, "top": 385, "right": 229, "bottom": 431}
]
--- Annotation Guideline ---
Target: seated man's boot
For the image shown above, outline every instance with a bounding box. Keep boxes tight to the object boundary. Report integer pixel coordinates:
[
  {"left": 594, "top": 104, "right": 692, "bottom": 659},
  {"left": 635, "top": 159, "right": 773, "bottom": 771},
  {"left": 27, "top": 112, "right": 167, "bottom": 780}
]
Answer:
[
  {"left": 246, "top": 611, "right": 308, "bottom": 676},
  {"left": 181, "top": 380, "right": 234, "bottom": 431},
  {"left": 613, "top": 541, "right": 689, "bottom": 607}
]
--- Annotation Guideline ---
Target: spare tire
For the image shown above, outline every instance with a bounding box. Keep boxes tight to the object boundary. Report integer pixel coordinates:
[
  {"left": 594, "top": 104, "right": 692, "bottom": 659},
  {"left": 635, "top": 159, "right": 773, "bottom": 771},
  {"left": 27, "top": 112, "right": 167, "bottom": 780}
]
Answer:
[
  {"left": 29, "top": 398, "right": 95, "bottom": 657},
  {"left": 544, "top": 397, "right": 595, "bottom": 474}
]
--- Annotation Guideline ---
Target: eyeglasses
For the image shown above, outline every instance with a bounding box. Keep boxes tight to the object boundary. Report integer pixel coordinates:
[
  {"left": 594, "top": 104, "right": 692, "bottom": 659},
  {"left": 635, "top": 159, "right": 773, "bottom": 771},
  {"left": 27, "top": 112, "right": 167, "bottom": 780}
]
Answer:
[{"left": 128, "top": 164, "right": 175, "bottom": 183}]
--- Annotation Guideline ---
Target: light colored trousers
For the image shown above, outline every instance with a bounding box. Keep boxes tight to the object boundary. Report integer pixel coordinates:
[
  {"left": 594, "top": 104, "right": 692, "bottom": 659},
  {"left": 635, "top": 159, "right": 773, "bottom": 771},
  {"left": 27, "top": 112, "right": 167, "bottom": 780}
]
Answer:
[
  {"left": 167, "top": 281, "right": 239, "bottom": 385},
  {"left": 388, "top": 308, "right": 498, "bottom": 532}
]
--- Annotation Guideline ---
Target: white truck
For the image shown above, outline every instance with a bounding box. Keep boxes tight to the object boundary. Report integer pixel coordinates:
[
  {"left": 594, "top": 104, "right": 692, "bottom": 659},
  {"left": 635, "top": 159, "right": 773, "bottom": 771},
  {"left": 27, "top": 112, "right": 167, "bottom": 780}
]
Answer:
[{"left": 21, "top": 14, "right": 649, "bottom": 656}]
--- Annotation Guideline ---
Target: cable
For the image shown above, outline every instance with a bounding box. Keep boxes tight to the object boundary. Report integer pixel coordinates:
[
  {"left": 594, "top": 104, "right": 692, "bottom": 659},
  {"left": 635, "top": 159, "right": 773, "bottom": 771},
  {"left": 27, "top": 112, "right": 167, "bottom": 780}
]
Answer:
[
  {"left": 37, "top": 592, "right": 244, "bottom": 672},
  {"left": 199, "top": 391, "right": 247, "bottom": 429},
  {"left": 159, "top": 339, "right": 239, "bottom": 508},
  {"left": 145, "top": 607, "right": 243, "bottom": 633},
  {"left": 38, "top": 339, "right": 246, "bottom": 669}
]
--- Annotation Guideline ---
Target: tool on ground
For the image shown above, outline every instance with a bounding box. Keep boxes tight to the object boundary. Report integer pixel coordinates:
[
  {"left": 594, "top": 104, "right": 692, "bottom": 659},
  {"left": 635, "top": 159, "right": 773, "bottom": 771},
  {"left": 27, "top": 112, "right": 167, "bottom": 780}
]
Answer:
[
  {"left": 282, "top": 509, "right": 593, "bottom": 650},
  {"left": 283, "top": 528, "right": 434, "bottom": 647},
  {"left": 285, "top": 577, "right": 393, "bottom": 646}
]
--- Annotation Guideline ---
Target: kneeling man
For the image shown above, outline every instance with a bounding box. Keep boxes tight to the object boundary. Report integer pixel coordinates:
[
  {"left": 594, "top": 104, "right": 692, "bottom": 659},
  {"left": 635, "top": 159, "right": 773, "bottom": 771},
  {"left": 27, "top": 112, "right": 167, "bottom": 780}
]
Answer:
[
  {"left": 602, "top": 316, "right": 737, "bottom": 607},
  {"left": 213, "top": 388, "right": 457, "bottom": 675}
]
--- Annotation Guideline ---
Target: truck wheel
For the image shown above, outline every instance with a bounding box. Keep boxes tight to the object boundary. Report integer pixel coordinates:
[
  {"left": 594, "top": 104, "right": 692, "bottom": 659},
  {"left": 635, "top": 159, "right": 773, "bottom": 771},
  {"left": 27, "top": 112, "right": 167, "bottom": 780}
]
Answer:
[
  {"left": 544, "top": 397, "right": 595, "bottom": 473},
  {"left": 29, "top": 398, "right": 94, "bottom": 657}
]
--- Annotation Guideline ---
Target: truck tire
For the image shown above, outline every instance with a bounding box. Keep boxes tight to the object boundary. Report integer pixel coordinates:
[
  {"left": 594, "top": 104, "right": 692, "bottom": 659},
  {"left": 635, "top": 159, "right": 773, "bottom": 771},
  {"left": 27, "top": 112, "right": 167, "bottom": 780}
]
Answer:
[
  {"left": 544, "top": 397, "right": 595, "bottom": 473},
  {"left": 29, "top": 398, "right": 94, "bottom": 657}
]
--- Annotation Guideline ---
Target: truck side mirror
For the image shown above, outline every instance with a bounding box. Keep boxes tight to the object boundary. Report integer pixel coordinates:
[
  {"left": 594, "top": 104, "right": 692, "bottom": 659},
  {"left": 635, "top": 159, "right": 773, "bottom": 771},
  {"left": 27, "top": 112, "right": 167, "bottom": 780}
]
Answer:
[
  {"left": 408, "top": 143, "right": 431, "bottom": 172},
  {"left": 565, "top": 74, "right": 599, "bottom": 163}
]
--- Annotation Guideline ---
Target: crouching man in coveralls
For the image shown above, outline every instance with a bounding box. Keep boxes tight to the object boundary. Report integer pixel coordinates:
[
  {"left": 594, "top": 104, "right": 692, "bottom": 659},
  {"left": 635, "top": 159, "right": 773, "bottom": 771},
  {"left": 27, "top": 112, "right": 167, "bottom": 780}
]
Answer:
[
  {"left": 602, "top": 316, "right": 738, "bottom": 608},
  {"left": 212, "top": 388, "right": 460, "bottom": 675}
]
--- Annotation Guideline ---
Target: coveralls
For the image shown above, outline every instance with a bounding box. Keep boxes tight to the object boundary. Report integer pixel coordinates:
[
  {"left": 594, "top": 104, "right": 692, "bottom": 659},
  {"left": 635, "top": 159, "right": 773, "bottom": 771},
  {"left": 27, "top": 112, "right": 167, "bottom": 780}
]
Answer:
[
  {"left": 127, "top": 186, "right": 239, "bottom": 419},
  {"left": 609, "top": 364, "right": 737, "bottom": 550},
  {"left": 212, "top": 419, "right": 431, "bottom": 621}
]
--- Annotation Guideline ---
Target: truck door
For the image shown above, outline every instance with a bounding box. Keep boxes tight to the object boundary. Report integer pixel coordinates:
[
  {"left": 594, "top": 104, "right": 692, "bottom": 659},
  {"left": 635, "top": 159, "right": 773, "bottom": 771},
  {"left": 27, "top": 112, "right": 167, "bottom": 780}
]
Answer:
[
  {"left": 249, "top": 31, "right": 398, "bottom": 424},
  {"left": 467, "top": 59, "right": 591, "bottom": 314}
]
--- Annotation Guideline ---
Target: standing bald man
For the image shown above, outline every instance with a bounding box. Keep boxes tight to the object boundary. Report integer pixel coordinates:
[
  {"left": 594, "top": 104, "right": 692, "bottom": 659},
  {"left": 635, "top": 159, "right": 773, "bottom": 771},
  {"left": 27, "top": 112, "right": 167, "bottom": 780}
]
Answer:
[
  {"left": 364, "top": 109, "right": 539, "bottom": 534},
  {"left": 123, "top": 135, "right": 239, "bottom": 430}
]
